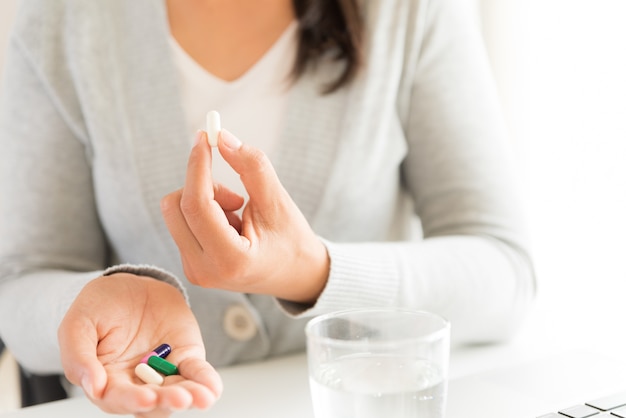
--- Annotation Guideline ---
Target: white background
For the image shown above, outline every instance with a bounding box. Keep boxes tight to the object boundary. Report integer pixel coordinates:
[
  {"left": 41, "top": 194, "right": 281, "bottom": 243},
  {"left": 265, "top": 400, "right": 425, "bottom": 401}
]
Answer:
[{"left": 480, "top": 0, "right": 626, "bottom": 348}]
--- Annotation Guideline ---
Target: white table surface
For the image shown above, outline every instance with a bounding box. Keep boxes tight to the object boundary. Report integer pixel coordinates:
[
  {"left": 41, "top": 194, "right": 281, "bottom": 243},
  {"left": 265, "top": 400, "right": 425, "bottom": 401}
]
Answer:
[
  {"left": 2, "top": 287, "right": 625, "bottom": 418},
  {"left": 0, "top": 342, "right": 604, "bottom": 418},
  {"left": 3, "top": 345, "right": 614, "bottom": 418},
  {"left": 0, "top": 345, "right": 518, "bottom": 417},
  {"left": 0, "top": 353, "right": 313, "bottom": 418}
]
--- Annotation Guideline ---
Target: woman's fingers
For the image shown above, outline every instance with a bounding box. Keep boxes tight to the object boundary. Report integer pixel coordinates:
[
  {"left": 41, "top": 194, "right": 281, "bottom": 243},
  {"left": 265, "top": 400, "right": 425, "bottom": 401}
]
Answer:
[
  {"left": 224, "top": 211, "right": 242, "bottom": 233},
  {"left": 177, "top": 131, "right": 230, "bottom": 248},
  {"left": 217, "top": 129, "right": 284, "bottom": 211},
  {"left": 58, "top": 311, "right": 108, "bottom": 399},
  {"left": 173, "top": 380, "right": 218, "bottom": 410},
  {"left": 156, "top": 376, "right": 217, "bottom": 410},
  {"left": 132, "top": 380, "right": 214, "bottom": 418},
  {"left": 87, "top": 361, "right": 219, "bottom": 415},
  {"left": 155, "top": 384, "right": 193, "bottom": 411},
  {"left": 177, "top": 356, "right": 223, "bottom": 398},
  {"left": 162, "top": 183, "right": 243, "bottom": 252},
  {"left": 183, "top": 131, "right": 215, "bottom": 202},
  {"left": 176, "top": 130, "right": 246, "bottom": 253},
  {"left": 161, "top": 189, "right": 203, "bottom": 256},
  {"left": 85, "top": 369, "right": 157, "bottom": 415},
  {"left": 213, "top": 182, "right": 244, "bottom": 212}
]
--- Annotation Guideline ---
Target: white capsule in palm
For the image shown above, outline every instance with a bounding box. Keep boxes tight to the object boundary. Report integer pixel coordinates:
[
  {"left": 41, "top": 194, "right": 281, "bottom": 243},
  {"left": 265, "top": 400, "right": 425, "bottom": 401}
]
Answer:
[{"left": 134, "top": 363, "right": 164, "bottom": 385}]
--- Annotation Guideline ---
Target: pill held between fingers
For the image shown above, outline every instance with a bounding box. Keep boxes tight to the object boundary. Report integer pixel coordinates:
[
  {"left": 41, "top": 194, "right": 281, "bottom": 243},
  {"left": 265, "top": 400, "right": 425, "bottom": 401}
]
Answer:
[
  {"left": 206, "top": 110, "right": 221, "bottom": 147},
  {"left": 135, "top": 363, "right": 164, "bottom": 385}
]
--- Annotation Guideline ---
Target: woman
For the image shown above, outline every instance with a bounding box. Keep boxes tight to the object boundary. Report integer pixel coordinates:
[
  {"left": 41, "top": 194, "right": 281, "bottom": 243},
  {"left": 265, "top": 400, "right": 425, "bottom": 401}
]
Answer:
[{"left": 0, "top": 0, "right": 535, "bottom": 416}]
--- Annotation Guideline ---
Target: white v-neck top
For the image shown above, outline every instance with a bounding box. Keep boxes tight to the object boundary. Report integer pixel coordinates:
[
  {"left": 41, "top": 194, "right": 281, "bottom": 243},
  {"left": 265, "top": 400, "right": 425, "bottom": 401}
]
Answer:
[{"left": 169, "top": 22, "right": 298, "bottom": 198}]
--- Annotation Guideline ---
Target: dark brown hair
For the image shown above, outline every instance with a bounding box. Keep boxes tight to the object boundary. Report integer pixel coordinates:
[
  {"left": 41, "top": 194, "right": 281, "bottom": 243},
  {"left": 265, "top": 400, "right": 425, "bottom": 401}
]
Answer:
[{"left": 292, "top": 0, "right": 364, "bottom": 93}]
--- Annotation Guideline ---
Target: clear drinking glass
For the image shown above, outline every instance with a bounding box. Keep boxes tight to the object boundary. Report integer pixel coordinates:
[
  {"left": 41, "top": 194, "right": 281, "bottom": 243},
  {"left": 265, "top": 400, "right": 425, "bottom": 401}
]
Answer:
[{"left": 306, "top": 308, "right": 450, "bottom": 418}]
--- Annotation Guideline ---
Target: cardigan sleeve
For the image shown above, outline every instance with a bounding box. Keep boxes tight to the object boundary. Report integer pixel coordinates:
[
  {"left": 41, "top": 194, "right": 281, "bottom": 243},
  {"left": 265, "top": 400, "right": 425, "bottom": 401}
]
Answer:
[
  {"left": 279, "top": 0, "right": 536, "bottom": 345},
  {"left": 0, "top": 28, "right": 109, "bottom": 372},
  {"left": 0, "top": 15, "right": 185, "bottom": 373}
]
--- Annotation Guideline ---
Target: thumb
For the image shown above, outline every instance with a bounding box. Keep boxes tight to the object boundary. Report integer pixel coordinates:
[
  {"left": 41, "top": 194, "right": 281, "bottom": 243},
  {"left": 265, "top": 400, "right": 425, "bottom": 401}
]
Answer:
[
  {"left": 58, "top": 315, "right": 107, "bottom": 399},
  {"left": 218, "top": 129, "right": 284, "bottom": 207}
]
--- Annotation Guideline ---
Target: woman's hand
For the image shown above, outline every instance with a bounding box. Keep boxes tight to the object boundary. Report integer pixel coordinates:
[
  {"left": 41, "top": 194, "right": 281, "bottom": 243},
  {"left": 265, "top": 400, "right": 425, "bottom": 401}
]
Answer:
[
  {"left": 58, "top": 273, "right": 222, "bottom": 417},
  {"left": 161, "top": 130, "right": 329, "bottom": 304}
]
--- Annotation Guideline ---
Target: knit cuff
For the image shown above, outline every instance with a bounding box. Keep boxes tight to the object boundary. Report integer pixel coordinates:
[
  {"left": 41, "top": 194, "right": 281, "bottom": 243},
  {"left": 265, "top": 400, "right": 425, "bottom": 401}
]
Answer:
[
  {"left": 103, "top": 263, "right": 189, "bottom": 304},
  {"left": 276, "top": 239, "right": 400, "bottom": 317}
]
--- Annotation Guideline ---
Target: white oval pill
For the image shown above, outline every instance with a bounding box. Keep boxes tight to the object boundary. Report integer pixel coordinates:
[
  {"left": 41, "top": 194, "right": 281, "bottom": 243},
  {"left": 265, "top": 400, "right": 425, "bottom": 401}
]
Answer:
[
  {"left": 206, "top": 110, "right": 221, "bottom": 147},
  {"left": 135, "top": 362, "right": 164, "bottom": 385}
]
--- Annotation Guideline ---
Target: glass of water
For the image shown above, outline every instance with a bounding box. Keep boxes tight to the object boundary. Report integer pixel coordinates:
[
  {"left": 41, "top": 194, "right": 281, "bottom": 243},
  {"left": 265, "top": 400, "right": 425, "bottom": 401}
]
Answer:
[{"left": 306, "top": 308, "right": 450, "bottom": 418}]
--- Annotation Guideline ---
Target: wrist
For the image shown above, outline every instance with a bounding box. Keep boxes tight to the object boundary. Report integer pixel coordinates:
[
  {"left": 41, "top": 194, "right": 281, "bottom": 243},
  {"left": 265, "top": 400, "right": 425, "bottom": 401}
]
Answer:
[
  {"left": 282, "top": 238, "right": 330, "bottom": 304},
  {"left": 103, "top": 263, "right": 188, "bottom": 303}
]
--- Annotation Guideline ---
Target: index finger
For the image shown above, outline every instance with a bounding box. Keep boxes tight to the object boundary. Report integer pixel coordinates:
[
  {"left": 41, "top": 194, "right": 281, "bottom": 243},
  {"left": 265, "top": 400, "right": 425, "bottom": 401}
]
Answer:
[
  {"left": 183, "top": 131, "right": 215, "bottom": 202},
  {"left": 179, "top": 131, "right": 242, "bottom": 249}
]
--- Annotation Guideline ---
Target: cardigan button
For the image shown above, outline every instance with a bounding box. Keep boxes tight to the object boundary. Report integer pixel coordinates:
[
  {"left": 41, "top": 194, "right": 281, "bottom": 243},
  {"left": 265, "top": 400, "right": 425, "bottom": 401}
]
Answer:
[{"left": 223, "top": 304, "right": 257, "bottom": 342}]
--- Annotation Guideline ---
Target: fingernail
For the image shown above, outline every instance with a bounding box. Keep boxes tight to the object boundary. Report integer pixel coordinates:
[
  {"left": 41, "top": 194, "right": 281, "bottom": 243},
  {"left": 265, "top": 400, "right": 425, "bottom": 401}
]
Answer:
[
  {"left": 81, "top": 375, "right": 94, "bottom": 399},
  {"left": 220, "top": 129, "right": 242, "bottom": 150},
  {"left": 194, "top": 130, "right": 205, "bottom": 146}
]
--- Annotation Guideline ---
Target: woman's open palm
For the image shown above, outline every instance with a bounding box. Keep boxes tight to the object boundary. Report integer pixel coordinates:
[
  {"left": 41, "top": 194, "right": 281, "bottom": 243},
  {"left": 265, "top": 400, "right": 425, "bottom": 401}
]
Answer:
[{"left": 58, "top": 273, "right": 222, "bottom": 417}]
